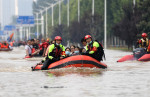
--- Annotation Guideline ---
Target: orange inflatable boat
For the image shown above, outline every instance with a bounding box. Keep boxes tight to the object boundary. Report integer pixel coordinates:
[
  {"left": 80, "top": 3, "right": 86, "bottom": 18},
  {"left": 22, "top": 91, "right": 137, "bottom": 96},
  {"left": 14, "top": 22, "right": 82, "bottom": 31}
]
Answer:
[
  {"left": 0, "top": 48, "right": 13, "bottom": 51},
  {"left": 32, "top": 55, "right": 107, "bottom": 71}
]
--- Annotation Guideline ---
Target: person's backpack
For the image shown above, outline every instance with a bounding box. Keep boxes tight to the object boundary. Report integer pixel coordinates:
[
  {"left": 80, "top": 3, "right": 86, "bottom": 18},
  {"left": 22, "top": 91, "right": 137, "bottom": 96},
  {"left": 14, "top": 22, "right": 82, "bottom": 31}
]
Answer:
[{"left": 95, "top": 40, "right": 106, "bottom": 60}]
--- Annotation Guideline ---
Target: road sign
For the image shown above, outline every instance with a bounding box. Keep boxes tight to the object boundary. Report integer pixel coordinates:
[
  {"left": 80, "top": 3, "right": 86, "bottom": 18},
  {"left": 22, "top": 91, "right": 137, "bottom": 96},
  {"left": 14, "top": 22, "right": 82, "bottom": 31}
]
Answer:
[
  {"left": 0, "top": 31, "right": 4, "bottom": 35},
  {"left": 17, "top": 16, "right": 35, "bottom": 25},
  {"left": 4, "top": 25, "right": 16, "bottom": 31}
]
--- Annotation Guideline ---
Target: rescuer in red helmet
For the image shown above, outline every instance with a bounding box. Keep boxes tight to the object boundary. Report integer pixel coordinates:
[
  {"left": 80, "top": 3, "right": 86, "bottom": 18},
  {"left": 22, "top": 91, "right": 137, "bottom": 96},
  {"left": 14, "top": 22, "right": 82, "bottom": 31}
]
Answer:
[
  {"left": 41, "top": 36, "right": 65, "bottom": 70},
  {"left": 84, "top": 35, "right": 104, "bottom": 61},
  {"left": 139, "top": 33, "right": 149, "bottom": 49}
]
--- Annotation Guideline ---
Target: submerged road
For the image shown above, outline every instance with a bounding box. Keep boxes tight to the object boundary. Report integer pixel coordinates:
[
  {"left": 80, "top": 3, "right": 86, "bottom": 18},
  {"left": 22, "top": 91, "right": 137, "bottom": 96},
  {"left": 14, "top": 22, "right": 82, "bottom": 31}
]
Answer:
[{"left": 0, "top": 47, "right": 150, "bottom": 97}]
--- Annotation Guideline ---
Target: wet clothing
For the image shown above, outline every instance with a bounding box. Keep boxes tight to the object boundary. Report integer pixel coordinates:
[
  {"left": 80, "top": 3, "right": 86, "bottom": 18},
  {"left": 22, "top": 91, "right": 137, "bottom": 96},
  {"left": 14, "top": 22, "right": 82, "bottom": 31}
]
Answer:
[
  {"left": 41, "top": 44, "right": 65, "bottom": 70},
  {"left": 85, "top": 41, "right": 104, "bottom": 61}
]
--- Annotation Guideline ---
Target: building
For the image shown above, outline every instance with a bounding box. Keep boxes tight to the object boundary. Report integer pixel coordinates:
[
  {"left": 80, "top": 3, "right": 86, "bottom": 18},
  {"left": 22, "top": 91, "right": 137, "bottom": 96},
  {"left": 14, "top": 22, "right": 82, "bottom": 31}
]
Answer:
[{"left": 0, "top": 0, "right": 33, "bottom": 29}]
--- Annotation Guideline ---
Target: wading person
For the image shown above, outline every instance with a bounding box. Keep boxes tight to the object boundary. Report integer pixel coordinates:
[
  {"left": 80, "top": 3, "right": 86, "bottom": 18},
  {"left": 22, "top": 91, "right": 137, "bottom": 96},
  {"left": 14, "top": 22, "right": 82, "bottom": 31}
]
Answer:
[{"left": 25, "top": 40, "right": 32, "bottom": 57}]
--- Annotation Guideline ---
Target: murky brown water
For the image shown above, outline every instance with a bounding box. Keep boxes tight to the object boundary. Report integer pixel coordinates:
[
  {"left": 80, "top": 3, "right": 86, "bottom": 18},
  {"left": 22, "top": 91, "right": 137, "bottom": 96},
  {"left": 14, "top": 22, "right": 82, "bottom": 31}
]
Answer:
[{"left": 0, "top": 47, "right": 150, "bottom": 97}]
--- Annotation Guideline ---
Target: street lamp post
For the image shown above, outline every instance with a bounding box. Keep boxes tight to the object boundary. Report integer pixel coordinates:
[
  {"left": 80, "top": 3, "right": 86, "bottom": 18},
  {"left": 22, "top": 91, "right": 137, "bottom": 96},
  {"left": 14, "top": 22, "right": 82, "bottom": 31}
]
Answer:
[
  {"left": 46, "top": 7, "right": 48, "bottom": 37},
  {"left": 92, "top": 0, "right": 95, "bottom": 16},
  {"left": 133, "top": 0, "right": 136, "bottom": 6},
  {"left": 78, "top": 0, "right": 80, "bottom": 23},
  {"left": 59, "top": 0, "right": 61, "bottom": 25},
  {"left": 67, "top": 0, "right": 70, "bottom": 27},
  {"left": 104, "top": 0, "right": 107, "bottom": 49},
  {"left": 36, "top": 13, "right": 39, "bottom": 39},
  {"left": 40, "top": 10, "right": 45, "bottom": 38},
  {"left": 41, "top": 16, "right": 44, "bottom": 38},
  {"left": 52, "top": 4, "right": 54, "bottom": 26}
]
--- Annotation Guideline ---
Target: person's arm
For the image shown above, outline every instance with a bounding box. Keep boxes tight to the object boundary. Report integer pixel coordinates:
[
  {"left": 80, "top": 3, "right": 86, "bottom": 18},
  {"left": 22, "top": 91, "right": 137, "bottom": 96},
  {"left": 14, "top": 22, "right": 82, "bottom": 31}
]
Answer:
[
  {"left": 48, "top": 44, "right": 55, "bottom": 59},
  {"left": 89, "top": 42, "right": 99, "bottom": 54},
  {"left": 42, "top": 48, "right": 46, "bottom": 57},
  {"left": 42, "top": 43, "right": 49, "bottom": 57},
  {"left": 45, "top": 45, "right": 50, "bottom": 56},
  {"left": 60, "top": 46, "right": 66, "bottom": 59}
]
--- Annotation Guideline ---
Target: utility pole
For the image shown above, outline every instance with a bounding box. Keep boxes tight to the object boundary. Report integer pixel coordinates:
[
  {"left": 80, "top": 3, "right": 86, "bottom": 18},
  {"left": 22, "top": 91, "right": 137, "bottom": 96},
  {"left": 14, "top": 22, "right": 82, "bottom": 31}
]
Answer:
[
  {"left": 15, "top": 0, "right": 18, "bottom": 41},
  {"left": 52, "top": 4, "right": 54, "bottom": 26},
  {"left": 104, "top": 0, "right": 107, "bottom": 49},
  {"left": 67, "top": 0, "right": 70, "bottom": 27},
  {"left": 46, "top": 7, "right": 48, "bottom": 37},
  {"left": 41, "top": 16, "right": 44, "bottom": 38},
  {"left": 133, "top": 0, "right": 136, "bottom": 6},
  {"left": 59, "top": 0, "right": 61, "bottom": 25},
  {"left": 0, "top": 0, "right": 3, "bottom": 30},
  {"left": 36, "top": 13, "right": 39, "bottom": 39},
  {"left": 78, "top": 0, "right": 80, "bottom": 23},
  {"left": 92, "top": 0, "right": 95, "bottom": 16}
]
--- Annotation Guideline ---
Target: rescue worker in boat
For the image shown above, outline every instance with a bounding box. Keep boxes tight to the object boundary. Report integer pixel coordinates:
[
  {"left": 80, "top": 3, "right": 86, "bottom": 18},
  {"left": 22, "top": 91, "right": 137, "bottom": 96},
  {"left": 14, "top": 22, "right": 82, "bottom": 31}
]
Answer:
[
  {"left": 84, "top": 35, "right": 104, "bottom": 61},
  {"left": 41, "top": 36, "right": 66, "bottom": 70},
  {"left": 1, "top": 41, "right": 9, "bottom": 49},
  {"left": 138, "top": 33, "right": 149, "bottom": 52},
  {"left": 39, "top": 39, "right": 49, "bottom": 57}
]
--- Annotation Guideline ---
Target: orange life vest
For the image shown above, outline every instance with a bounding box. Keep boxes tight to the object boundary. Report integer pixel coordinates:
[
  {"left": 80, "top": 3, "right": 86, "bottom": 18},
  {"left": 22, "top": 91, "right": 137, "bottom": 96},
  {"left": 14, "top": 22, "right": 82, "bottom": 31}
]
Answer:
[{"left": 10, "top": 42, "right": 13, "bottom": 46}]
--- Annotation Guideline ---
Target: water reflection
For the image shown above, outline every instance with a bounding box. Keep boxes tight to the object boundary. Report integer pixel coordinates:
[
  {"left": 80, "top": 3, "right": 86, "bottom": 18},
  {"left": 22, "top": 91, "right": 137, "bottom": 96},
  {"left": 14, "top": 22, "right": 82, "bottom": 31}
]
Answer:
[{"left": 45, "top": 68, "right": 105, "bottom": 77}]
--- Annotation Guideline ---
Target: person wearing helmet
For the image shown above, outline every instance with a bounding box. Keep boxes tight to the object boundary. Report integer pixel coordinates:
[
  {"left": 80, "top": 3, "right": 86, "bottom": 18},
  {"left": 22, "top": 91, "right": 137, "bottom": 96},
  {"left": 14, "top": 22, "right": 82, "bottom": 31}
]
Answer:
[
  {"left": 41, "top": 36, "right": 65, "bottom": 70},
  {"left": 84, "top": 35, "right": 104, "bottom": 61},
  {"left": 139, "top": 33, "right": 149, "bottom": 51},
  {"left": 1, "top": 41, "right": 9, "bottom": 49},
  {"left": 39, "top": 39, "right": 49, "bottom": 57}
]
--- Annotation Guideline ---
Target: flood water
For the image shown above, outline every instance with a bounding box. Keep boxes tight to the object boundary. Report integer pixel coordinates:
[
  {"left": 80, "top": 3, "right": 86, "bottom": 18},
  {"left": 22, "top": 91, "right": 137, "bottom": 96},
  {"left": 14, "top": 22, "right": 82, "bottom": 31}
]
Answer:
[{"left": 0, "top": 47, "right": 150, "bottom": 97}]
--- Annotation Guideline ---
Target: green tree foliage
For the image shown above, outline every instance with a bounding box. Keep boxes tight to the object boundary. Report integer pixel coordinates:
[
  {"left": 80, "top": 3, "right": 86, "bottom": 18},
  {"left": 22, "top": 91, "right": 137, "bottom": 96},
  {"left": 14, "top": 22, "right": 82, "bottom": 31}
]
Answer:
[
  {"left": 113, "top": 0, "right": 150, "bottom": 48},
  {"left": 33, "top": 0, "right": 137, "bottom": 45},
  {"left": 136, "top": 0, "right": 150, "bottom": 34}
]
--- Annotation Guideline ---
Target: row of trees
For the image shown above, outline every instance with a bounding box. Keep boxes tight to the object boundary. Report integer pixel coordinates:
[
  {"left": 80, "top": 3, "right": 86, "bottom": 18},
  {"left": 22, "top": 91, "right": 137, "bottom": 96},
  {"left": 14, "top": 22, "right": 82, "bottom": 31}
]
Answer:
[
  {"left": 33, "top": 0, "right": 149, "bottom": 48},
  {"left": 113, "top": 0, "right": 150, "bottom": 48}
]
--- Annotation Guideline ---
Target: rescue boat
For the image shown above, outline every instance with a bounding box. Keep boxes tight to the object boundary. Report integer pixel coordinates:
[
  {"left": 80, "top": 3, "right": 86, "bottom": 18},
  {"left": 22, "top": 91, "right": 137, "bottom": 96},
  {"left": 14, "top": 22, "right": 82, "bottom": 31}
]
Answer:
[
  {"left": 32, "top": 55, "right": 107, "bottom": 71},
  {"left": 117, "top": 48, "right": 150, "bottom": 62},
  {"left": 138, "top": 54, "right": 150, "bottom": 61}
]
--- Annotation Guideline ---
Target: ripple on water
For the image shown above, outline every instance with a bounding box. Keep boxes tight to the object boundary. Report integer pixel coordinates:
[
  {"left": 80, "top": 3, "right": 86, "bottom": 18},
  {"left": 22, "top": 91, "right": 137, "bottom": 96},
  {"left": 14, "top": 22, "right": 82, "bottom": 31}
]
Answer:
[{"left": 0, "top": 48, "right": 150, "bottom": 97}]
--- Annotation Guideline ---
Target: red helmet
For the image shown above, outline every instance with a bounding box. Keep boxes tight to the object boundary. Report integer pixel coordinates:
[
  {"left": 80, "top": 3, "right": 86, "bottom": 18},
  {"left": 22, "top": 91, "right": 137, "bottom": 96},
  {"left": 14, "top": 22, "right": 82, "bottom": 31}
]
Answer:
[
  {"left": 54, "top": 36, "right": 62, "bottom": 41},
  {"left": 142, "top": 33, "right": 147, "bottom": 38},
  {"left": 84, "top": 35, "right": 92, "bottom": 40}
]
